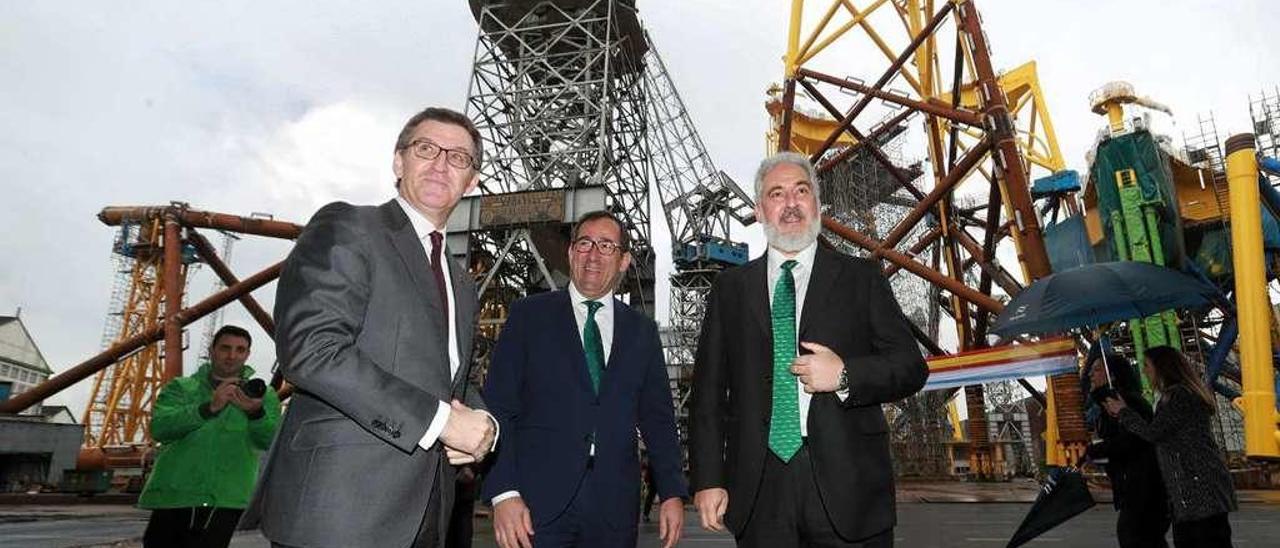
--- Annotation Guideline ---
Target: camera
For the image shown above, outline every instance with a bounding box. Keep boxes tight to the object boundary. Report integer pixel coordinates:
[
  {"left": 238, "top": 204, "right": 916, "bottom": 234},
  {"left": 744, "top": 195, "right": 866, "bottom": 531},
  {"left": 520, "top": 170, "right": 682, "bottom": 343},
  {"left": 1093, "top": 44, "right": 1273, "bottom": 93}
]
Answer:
[{"left": 238, "top": 378, "right": 268, "bottom": 399}]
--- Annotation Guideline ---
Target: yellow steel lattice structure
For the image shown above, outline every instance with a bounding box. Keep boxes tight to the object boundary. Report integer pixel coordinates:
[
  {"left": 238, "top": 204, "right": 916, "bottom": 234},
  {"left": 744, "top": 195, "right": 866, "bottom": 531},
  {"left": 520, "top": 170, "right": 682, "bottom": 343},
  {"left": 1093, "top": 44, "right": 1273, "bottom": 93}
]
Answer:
[
  {"left": 82, "top": 219, "right": 186, "bottom": 449},
  {"left": 772, "top": 0, "right": 1085, "bottom": 471}
]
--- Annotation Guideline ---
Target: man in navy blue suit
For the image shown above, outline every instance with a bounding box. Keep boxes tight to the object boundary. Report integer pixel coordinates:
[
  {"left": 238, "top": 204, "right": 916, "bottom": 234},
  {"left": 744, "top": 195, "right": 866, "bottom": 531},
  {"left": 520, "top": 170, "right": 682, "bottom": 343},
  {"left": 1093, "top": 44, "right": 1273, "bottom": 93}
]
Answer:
[{"left": 481, "top": 211, "right": 688, "bottom": 548}]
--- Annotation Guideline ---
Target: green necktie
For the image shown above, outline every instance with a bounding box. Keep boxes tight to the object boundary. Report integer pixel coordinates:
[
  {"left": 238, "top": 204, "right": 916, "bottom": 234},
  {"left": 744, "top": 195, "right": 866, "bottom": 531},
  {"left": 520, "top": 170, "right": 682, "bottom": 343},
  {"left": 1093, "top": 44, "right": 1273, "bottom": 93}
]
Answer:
[
  {"left": 769, "top": 260, "right": 802, "bottom": 462},
  {"left": 583, "top": 300, "right": 605, "bottom": 394}
]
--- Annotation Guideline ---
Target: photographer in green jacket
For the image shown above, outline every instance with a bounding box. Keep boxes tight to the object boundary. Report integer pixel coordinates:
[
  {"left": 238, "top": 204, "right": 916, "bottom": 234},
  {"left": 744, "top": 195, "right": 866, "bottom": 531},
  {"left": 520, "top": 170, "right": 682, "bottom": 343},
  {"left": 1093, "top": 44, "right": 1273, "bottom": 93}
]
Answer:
[{"left": 139, "top": 325, "right": 281, "bottom": 548}]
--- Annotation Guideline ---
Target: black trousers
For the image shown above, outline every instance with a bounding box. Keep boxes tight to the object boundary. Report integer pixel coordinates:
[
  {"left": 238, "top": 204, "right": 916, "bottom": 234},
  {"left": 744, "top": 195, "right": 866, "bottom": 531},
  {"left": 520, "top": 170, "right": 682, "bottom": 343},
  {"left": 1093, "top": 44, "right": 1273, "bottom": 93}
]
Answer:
[
  {"left": 144, "top": 507, "right": 243, "bottom": 548},
  {"left": 446, "top": 470, "right": 479, "bottom": 548},
  {"left": 1171, "top": 513, "right": 1232, "bottom": 548},
  {"left": 413, "top": 477, "right": 445, "bottom": 548},
  {"left": 736, "top": 445, "right": 893, "bottom": 548},
  {"left": 1116, "top": 504, "right": 1170, "bottom": 548}
]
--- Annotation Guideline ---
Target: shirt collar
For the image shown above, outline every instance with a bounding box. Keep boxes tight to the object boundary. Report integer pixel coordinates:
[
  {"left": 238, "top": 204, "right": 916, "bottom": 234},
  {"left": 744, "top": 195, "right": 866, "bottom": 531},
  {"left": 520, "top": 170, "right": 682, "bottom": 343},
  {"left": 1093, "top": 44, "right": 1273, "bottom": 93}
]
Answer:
[
  {"left": 394, "top": 196, "right": 441, "bottom": 240},
  {"left": 568, "top": 282, "right": 614, "bottom": 309},
  {"left": 767, "top": 241, "right": 817, "bottom": 273}
]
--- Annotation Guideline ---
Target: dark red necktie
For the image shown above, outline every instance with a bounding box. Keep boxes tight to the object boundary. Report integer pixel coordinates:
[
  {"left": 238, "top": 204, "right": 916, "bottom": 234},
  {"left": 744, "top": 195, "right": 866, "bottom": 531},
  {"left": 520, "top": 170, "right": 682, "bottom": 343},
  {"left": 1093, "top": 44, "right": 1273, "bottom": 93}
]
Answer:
[{"left": 429, "top": 231, "right": 450, "bottom": 336}]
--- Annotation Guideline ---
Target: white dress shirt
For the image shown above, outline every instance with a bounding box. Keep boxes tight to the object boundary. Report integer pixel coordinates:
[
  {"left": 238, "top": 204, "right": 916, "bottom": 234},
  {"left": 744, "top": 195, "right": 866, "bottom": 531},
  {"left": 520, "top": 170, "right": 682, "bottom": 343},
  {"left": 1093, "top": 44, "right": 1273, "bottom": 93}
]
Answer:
[
  {"left": 568, "top": 282, "right": 615, "bottom": 363},
  {"left": 394, "top": 197, "right": 496, "bottom": 454},
  {"left": 491, "top": 282, "right": 615, "bottom": 506},
  {"left": 766, "top": 241, "right": 847, "bottom": 437}
]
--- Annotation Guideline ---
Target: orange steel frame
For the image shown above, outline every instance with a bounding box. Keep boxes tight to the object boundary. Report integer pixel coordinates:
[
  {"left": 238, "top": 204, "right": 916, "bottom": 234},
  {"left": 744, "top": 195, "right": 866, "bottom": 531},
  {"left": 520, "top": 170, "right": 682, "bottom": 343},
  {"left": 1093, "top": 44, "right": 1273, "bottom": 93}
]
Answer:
[
  {"left": 0, "top": 204, "right": 300, "bottom": 461},
  {"left": 774, "top": 0, "right": 1086, "bottom": 469}
]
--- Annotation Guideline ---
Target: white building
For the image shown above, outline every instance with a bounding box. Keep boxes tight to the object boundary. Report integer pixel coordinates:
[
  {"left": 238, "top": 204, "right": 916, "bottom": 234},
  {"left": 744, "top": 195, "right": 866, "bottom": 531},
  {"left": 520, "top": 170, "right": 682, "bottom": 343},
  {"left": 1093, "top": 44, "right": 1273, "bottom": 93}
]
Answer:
[{"left": 0, "top": 314, "right": 53, "bottom": 415}]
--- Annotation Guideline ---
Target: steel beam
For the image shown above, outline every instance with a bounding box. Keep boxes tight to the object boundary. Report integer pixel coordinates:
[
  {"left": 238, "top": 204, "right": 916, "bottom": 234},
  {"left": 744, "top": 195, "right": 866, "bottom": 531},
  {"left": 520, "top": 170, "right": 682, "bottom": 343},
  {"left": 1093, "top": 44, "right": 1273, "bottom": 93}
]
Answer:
[
  {"left": 0, "top": 262, "right": 283, "bottom": 414},
  {"left": 823, "top": 217, "right": 1003, "bottom": 313},
  {"left": 873, "top": 137, "right": 993, "bottom": 259},
  {"left": 949, "top": 224, "right": 1022, "bottom": 296},
  {"left": 162, "top": 215, "right": 183, "bottom": 381},
  {"left": 798, "top": 67, "right": 983, "bottom": 127},
  {"left": 883, "top": 225, "right": 943, "bottom": 277},
  {"left": 805, "top": 1, "right": 956, "bottom": 161},
  {"left": 799, "top": 79, "right": 924, "bottom": 198},
  {"left": 188, "top": 230, "right": 276, "bottom": 338},
  {"left": 100, "top": 206, "right": 303, "bottom": 240},
  {"left": 954, "top": 1, "right": 1051, "bottom": 281},
  {"left": 779, "top": 78, "right": 798, "bottom": 151}
]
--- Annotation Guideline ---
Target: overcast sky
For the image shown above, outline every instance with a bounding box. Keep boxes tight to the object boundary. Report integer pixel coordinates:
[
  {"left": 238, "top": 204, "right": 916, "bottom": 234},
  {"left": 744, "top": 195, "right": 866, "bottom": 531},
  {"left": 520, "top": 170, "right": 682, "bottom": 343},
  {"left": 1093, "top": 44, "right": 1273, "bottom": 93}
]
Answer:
[{"left": 2, "top": 1, "right": 1276, "bottom": 417}]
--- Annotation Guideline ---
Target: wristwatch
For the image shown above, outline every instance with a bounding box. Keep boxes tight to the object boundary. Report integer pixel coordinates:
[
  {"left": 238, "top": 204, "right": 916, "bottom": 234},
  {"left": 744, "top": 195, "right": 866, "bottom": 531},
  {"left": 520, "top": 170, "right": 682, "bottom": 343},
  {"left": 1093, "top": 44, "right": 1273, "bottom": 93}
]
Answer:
[{"left": 837, "top": 366, "right": 849, "bottom": 392}]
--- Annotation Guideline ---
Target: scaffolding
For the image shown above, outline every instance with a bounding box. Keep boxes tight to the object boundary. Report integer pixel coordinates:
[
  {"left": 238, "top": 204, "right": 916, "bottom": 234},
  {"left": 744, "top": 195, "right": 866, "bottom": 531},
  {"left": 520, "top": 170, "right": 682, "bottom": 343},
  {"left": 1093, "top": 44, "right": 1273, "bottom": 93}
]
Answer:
[
  {"left": 1250, "top": 86, "right": 1280, "bottom": 161},
  {"left": 196, "top": 231, "right": 238, "bottom": 360},
  {"left": 82, "top": 218, "right": 188, "bottom": 449},
  {"left": 1183, "top": 112, "right": 1232, "bottom": 222}
]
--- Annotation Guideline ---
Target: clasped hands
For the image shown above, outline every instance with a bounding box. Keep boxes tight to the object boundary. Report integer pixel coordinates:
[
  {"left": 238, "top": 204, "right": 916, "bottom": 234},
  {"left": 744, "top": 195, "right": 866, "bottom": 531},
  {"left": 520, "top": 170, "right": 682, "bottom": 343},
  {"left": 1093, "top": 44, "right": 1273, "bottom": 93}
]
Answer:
[{"left": 441, "top": 399, "right": 497, "bottom": 465}]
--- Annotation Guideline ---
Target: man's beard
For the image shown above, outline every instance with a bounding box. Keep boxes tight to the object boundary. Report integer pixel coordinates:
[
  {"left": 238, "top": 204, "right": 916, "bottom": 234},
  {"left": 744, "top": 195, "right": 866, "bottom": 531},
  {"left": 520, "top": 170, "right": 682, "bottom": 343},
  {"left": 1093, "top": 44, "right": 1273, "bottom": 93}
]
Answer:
[{"left": 762, "top": 207, "right": 821, "bottom": 253}]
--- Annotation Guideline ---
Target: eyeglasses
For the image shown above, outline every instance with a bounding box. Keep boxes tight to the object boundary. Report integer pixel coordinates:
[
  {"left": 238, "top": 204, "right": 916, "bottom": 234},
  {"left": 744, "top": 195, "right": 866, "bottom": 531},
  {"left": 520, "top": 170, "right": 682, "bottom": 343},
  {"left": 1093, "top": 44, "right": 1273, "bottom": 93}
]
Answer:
[
  {"left": 402, "top": 138, "right": 478, "bottom": 170},
  {"left": 572, "top": 237, "right": 627, "bottom": 256}
]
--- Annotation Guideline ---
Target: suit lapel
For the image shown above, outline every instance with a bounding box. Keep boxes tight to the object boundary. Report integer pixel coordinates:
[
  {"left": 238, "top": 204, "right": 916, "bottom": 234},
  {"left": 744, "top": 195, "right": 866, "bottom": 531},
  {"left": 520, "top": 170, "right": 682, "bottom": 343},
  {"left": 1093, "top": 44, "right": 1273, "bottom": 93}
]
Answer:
[
  {"left": 380, "top": 200, "right": 447, "bottom": 348},
  {"left": 798, "top": 247, "right": 839, "bottom": 341},
  {"left": 602, "top": 299, "right": 631, "bottom": 390},
  {"left": 745, "top": 256, "right": 771, "bottom": 339},
  {"left": 555, "top": 291, "right": 596, "bottom": 397}
]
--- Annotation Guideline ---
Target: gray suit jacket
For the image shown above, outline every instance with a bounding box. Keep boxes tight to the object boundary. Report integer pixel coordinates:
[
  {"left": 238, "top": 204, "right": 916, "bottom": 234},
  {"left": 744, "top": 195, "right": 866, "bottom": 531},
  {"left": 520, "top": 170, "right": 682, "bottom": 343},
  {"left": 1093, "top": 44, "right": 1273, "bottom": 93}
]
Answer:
[{"left": 248, "top": 200, "right": 482, "bottom": 547}]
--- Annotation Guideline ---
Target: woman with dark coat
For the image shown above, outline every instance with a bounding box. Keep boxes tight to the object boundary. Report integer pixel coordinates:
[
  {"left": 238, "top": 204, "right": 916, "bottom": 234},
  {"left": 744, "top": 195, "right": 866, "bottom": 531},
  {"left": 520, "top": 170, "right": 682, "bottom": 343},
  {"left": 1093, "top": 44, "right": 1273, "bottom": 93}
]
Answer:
[
  {"left": 1084, "top": 351, "right": 1170, "bottom": 547},
  {"left": 1103, "top": 346, "right": 1237, "bottom": 548}
]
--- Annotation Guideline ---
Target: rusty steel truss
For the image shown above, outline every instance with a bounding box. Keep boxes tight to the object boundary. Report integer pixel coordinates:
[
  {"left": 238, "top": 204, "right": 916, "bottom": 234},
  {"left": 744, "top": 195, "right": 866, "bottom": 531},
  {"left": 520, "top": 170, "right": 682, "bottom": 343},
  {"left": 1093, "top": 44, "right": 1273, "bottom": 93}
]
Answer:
[
  {"left": 0, "top": 204, "right": 298, "bottom": 461},
  {"left": 772, "top": 0, "right": 1087, "bottom": 471}
]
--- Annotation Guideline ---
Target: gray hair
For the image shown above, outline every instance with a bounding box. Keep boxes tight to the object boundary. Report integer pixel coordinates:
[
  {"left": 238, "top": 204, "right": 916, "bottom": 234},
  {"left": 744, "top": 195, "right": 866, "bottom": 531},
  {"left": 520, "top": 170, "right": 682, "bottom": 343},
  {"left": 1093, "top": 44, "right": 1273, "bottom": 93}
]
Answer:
[{"left": 753, "top": 151, "right": 821, "bottom": 204}]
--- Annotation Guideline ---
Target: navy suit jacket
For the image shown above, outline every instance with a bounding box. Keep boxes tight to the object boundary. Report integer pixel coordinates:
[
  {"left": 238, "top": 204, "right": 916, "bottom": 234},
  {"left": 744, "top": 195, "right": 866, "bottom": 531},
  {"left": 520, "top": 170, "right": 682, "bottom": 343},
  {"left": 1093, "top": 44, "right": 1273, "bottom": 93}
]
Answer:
[{"left": 481, "top": 290, "right": 688, "bottom": 528}]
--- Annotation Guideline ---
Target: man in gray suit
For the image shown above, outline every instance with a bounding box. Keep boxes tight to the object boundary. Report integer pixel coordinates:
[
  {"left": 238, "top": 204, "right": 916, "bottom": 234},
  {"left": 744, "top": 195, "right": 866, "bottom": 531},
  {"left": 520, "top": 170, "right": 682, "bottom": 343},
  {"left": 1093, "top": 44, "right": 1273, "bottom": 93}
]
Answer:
[{"left": 250, "top": 107, "right": 498, "bottom": 548}]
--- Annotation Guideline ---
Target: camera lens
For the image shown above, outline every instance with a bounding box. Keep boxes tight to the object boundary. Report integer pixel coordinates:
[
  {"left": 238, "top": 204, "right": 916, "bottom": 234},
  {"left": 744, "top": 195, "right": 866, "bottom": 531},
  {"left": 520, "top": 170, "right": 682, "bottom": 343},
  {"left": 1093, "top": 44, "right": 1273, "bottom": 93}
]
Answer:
[{"left": 241, "top": 378, "right": 268, "bottom": 399}]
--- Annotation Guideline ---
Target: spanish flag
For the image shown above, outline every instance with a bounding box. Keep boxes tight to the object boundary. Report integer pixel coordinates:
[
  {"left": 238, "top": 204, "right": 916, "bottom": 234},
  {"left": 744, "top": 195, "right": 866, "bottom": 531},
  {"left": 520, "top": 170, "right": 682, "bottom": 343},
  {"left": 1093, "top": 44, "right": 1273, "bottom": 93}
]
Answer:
[{"left": 923, "top": 337, "right": 1077, "bottom": 391}]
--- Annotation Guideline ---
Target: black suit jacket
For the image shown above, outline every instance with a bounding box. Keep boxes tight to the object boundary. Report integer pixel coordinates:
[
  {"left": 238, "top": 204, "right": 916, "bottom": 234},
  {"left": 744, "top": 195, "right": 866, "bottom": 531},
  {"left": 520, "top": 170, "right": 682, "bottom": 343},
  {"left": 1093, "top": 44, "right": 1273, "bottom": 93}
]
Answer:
[
  {"left": 688, "top": 247, "right": 927, "bottom": 541},
  {"left": 248, "top": 200, "right": 483, "bottom": 548}
]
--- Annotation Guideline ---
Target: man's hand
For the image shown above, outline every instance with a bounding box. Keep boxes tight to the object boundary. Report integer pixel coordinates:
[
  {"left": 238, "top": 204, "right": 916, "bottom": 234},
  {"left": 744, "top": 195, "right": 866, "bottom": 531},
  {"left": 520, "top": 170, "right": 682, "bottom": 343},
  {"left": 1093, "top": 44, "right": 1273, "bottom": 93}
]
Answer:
[
  {"left": 227, "top": 388, "right": 263, "bottom": 414},
  {"left": 693, "top": 488, "right": 728, "bottom": 532},
  {"left": 441, "top": 400, "right": 496, "bottom": 460},
  {"left": 791, "top": 341, "right": 845, "bottom": 393},
  {"left": 445, "top": 447, "right": 476, "bottom": 465},
  {"left": 492, "top": 496, "right": 534, "bottom": 548},
  {"left": 658, "top": 497, "right": 685, "bottom": 547},
  {"left": 209, "top": 382, "right": 240, "bottom": 413}
]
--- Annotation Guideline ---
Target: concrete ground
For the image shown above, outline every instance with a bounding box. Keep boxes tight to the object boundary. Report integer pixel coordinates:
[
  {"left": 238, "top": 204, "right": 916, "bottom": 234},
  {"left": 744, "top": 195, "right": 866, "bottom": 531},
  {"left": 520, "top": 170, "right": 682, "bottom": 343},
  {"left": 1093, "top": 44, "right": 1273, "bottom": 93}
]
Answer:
[{"left": 4, "top": 482, "right": 1279, "bottom": 547}]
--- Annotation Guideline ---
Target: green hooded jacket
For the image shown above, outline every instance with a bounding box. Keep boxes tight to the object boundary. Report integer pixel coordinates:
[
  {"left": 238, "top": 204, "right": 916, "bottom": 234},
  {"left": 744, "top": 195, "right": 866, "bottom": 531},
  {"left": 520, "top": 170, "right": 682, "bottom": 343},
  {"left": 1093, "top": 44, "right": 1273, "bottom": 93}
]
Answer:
[{"left": 137, "top": 363, "right": 281, "bottom": 510}]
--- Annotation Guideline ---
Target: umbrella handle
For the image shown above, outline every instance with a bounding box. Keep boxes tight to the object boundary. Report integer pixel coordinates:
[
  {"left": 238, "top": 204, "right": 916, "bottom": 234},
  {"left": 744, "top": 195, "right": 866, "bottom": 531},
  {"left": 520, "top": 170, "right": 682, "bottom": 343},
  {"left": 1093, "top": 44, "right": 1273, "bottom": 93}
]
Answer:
[{"left": 1091, "top": 327, "right": 1115, "bottom": 390}]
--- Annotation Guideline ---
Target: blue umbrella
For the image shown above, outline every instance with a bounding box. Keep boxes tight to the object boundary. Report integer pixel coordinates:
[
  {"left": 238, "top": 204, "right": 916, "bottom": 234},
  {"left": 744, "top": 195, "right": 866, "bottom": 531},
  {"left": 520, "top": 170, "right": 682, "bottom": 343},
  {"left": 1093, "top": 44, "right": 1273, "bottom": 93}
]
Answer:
[{"left": 990, "top": 261, "right": 1218, "bottom": 339}]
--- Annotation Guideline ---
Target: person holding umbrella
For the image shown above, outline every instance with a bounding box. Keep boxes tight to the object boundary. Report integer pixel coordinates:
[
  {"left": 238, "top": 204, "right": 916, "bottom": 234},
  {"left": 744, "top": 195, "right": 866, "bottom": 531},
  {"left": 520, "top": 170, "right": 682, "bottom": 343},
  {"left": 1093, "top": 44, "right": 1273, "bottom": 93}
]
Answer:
[
  {"left": 1102, "top": 346, "right": 1237, "bottom": 547},
  {"left": 1083, "top": 350, "right": 1169, "bottom": 547}
]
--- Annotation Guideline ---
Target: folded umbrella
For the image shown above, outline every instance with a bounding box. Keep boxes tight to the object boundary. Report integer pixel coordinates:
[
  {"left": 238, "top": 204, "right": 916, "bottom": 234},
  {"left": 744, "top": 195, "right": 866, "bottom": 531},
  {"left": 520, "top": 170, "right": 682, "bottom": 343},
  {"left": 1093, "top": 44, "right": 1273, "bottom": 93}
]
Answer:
[{"left": 1007, "top": 466, "right": 1096, "bottom": 547}]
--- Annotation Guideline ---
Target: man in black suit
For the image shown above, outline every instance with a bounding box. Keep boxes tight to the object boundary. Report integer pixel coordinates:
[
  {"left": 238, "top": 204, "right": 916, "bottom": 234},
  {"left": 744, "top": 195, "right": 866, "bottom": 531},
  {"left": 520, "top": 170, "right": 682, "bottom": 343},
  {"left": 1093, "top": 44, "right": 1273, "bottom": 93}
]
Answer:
[
  {"left": 688, "top": 151, "right": 928, "bottom": 547},
  {"left": 250, "top": 107, "right": 498, "bottom": 548}
]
